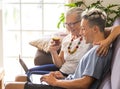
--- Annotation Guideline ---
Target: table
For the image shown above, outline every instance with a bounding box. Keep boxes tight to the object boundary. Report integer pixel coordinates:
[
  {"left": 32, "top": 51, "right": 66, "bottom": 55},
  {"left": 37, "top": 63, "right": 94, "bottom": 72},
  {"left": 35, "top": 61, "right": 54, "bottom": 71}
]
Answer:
[{"left": 0, "top": 68, "right": 4, "bottom": 89}]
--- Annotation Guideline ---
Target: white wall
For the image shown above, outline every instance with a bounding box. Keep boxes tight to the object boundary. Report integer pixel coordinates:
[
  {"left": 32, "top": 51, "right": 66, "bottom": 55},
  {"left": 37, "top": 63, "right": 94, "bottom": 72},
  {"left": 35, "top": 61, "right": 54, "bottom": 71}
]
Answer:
[{"left": 0, "top": 1, "right": 3, "bottom": 67}]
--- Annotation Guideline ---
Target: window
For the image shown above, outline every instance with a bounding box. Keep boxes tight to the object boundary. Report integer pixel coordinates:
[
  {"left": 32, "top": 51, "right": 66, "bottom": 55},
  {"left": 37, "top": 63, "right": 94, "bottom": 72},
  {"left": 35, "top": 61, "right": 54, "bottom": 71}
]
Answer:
[{"left": 3, "top": 0, "right": 66, "bottom": 81}]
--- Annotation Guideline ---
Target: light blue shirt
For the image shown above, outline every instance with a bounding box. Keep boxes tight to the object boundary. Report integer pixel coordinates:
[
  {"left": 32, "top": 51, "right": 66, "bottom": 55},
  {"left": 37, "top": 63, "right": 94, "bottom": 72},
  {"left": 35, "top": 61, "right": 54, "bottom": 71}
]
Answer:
[{"left": 66, "top": 45, "right": 112, "bottom": 89}]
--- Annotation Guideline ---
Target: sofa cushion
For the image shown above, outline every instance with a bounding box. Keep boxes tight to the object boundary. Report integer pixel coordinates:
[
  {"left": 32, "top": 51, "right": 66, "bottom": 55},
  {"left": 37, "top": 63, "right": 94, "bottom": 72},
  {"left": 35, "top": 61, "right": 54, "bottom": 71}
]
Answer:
[
  {"left": 29, "top": 32, "right": 68, "bottom": 53},
  {"left": 34, "top": 49, "right": 60, "bottom": 65},
  {"left": 34, "top": 49, "right": 53, "bottom": 65},
  {"left": 111, "top": 35, "right": 120, "bottom": 89},
  {"left": 113, "top": 17, "right": 120, "bottom": 26},
  {"left": 111, "top": 48, "right": 120, "bottom": 89},
  {"left": 98, "top": 73, "right": 111, "bottom": 89},
  {"left": 98, "top": 35, "right": 120, "bottom": 89},
  {"left": 29, "top": 38, "right": 50, "bottom": 53}
]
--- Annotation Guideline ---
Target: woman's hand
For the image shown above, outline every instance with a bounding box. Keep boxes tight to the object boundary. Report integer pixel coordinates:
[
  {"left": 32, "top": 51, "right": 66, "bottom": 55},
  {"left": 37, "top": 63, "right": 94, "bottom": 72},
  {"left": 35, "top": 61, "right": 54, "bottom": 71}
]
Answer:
[
  {"left": 48, "top": 39, "right": 61, "bottom": 52},
  {"left": 94, "top": 39, "right": 110, "bottom": 56}
]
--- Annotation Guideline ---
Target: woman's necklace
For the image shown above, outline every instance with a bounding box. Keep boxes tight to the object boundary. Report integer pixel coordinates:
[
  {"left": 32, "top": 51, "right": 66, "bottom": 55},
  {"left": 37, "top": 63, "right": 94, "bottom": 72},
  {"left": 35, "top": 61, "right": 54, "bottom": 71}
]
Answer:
[{"left": 68, "top": 36, "right": 83, "bottom": 54}]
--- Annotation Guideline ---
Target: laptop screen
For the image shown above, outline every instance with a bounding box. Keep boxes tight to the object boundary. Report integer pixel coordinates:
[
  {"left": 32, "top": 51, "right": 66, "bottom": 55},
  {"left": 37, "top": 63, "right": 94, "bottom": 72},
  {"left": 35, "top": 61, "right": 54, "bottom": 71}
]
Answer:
[
  {"left": 30, "top": 74, "right": 48, "bottom": 85},
  {"left": 19, "top": 55, "right": 28, "bottom": 73}
]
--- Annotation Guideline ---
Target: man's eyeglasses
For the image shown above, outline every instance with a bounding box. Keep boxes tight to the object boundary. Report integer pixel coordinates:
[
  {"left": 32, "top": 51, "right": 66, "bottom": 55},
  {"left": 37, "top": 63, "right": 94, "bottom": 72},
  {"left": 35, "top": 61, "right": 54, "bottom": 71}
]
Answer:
[{"left": 64, "top": 20, "right": 81, "bottom": 27}]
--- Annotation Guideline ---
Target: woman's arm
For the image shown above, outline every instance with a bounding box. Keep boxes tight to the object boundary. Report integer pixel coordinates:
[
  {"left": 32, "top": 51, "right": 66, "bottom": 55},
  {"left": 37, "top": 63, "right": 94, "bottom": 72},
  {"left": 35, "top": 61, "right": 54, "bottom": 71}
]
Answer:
[
  {"left": 104, "top": 26, "right": 113, "bottom": 38},
  {"left": 96, "top": 25, "right": 120, "bottom": 56},
  {"left": 105, "top": 26, "right": 120, "bottom": 44},
  {"left": 50, "top": 50, "right": 65, "bottom": 68},
  {"left": 48, "top": 40, "right": 65, "bottom": 68}
]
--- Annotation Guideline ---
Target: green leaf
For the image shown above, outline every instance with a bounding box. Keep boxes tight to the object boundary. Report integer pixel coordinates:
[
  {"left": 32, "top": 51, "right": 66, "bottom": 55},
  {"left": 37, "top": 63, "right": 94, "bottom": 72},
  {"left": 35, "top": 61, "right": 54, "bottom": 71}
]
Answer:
[
  {"left": 65, "top": 3, "right": 77, "bottom": 8},
  {"left": 57, "top": 13, "right": 65, "bottom": 29},
  {"left": 57, "top": 0, "right": 120, "bottom": 28}
]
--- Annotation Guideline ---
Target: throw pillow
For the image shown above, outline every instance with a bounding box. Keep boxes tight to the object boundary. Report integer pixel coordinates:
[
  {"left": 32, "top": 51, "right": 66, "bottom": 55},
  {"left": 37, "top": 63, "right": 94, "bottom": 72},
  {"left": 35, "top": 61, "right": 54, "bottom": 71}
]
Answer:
[
  {"left": 29, "top": 38, "right": 51, "bottom": 53},
  {"left": 29, "top": 31, "right": 68, "bottom": 53}
]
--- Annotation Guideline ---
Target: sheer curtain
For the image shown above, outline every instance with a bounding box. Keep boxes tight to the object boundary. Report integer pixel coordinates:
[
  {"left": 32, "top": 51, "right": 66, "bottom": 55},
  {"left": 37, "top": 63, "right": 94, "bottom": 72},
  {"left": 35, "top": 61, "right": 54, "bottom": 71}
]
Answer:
[{"left": 3, "top": 0, "right": 66, "bottom": 82}]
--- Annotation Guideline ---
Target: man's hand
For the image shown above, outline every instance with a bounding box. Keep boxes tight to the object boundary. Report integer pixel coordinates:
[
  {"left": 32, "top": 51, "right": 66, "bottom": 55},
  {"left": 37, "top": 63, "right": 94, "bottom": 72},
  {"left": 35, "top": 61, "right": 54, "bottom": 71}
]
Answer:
[
  {"left": 94, "top": 39, "right": 110, "bottom": 56},
  {"left": 54, "top": 71, "right": 65, "bottom": 79},
  {"left": 40, "top": 73, "right": 58, "bottom": 86}
]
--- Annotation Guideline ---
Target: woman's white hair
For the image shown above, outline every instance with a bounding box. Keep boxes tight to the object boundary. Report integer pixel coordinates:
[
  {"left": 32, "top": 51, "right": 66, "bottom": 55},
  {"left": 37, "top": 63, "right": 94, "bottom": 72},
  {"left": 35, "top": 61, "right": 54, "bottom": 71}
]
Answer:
[{"left": 66, "top": 7, "right": 83, "bottom": 21}]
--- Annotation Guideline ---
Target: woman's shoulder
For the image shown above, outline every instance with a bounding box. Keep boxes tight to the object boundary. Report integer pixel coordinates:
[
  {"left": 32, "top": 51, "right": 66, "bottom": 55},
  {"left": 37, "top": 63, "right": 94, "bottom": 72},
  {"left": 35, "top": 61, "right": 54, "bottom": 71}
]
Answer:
[{"left": 62, "top": 34, "right": 71, "bottom": 42}]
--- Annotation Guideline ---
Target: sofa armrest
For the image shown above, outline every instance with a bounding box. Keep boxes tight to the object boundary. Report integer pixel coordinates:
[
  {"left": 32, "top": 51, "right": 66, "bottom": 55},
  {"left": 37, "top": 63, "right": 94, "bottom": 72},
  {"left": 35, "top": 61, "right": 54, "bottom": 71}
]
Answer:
[
  {"left": 34, "top": 49, "right": 61, "bottom": 65},
  {"left": 34, "top": 49, "right": 53, "bottom": 65}
]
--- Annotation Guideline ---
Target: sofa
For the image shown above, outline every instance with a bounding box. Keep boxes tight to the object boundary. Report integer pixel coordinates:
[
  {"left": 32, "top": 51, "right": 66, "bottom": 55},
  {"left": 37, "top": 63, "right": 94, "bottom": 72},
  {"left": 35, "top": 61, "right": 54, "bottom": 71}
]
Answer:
[
  {"left": 97, "top": 17, "right": 120, "bottom": 89},
  {"left": 98, "top": 34, "right": 120, "bottom": 89},
  {"left": 32, "top": 18, "right": 120, "bottom": 89}
]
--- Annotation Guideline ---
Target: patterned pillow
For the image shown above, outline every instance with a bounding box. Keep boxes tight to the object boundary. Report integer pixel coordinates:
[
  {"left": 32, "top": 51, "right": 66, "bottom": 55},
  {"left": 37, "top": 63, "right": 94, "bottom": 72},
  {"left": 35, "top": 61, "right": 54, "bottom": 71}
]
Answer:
[
  {"left": 29, "top": 37, "right": 51, "bottom": 53},
  {"left": 29, "top": 32, "right": 68, "bottom": 53}
]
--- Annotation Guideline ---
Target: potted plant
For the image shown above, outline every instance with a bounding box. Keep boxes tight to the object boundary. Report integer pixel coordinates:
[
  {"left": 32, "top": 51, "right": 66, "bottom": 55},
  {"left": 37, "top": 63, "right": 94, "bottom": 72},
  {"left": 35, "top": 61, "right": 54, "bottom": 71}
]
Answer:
[{"left": 57, "top": 0, "right": 120, "bottom": 28}]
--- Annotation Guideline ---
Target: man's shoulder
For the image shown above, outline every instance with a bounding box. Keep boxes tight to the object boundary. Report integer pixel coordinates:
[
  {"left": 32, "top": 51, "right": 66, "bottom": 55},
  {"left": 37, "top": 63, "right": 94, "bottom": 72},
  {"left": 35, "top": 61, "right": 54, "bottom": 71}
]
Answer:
[
  {"left": 82, "top": 45, "right": 111, "bottom": 62},
  {"left": 87, "top": 45, "right": 112, "bottom": 58},
  {"left": 91, "top": 45, "right": 99, "bottom": 50},
  {"left": 81, "top": 45, "right": 99, "bottom": 63},
  {"left": 86, "top": 45, "right": 99, "bottom": 55}
]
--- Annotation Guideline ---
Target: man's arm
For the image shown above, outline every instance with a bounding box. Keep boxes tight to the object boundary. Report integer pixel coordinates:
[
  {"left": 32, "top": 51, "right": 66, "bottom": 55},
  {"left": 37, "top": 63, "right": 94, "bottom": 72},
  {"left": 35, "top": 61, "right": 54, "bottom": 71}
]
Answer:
[
  {"left": 41, "top": 73, "right": 95, "bottom": 89},
  {"left": 56, "top": 76, "right": 95, "bottom": 89}
]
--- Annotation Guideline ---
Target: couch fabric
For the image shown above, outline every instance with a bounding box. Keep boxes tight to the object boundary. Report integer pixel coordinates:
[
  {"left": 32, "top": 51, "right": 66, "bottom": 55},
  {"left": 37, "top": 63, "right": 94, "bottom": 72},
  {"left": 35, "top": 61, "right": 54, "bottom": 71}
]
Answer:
[
  {"left": 98, "top": 17, "right": 120, "bottom": 89},
  {"left": 34, "top": 49, "right": 60, "bottom": 65},
  {"left": 98, "top": 35, "right": 120, "bottom": 89},
  {"left": 34, "top": 50, "right": 53, "bottom": 65}
]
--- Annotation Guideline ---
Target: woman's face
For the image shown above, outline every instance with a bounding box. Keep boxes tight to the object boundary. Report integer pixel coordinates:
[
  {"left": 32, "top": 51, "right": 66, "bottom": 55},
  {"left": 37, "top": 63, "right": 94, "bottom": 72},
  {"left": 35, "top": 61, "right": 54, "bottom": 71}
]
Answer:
[{"left": 65, "top": 13, "right": 81, "bottom": 36}]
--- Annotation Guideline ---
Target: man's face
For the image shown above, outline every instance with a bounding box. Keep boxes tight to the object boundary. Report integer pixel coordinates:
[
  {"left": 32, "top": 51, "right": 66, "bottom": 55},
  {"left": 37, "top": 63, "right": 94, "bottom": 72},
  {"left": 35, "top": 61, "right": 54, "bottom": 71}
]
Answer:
[
  {"left": 65, "top": 13, "right": 81, "bottom": 35},
  {"left": 81, "top": 19, "right": 94, "bottom": 44}
]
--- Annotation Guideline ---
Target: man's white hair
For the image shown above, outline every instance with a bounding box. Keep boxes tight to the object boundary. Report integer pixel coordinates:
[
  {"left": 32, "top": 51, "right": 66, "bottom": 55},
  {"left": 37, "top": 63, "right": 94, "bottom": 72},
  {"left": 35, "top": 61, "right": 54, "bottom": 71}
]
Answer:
[{"left": 81, "top": 8, "right": 107, "bottom": 20}]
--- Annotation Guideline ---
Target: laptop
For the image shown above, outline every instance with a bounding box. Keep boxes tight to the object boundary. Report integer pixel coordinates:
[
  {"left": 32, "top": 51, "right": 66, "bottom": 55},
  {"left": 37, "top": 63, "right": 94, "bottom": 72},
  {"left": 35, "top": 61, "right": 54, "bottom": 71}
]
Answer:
[
  {"left": 19, "top": 55, "right": 48, "bottom": 84},
  {"left": 19, "top": 55, "right": 28, "bottom": 73},
  {"left": 30, "top": 74, "right": 48, "bottom": 84}
]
